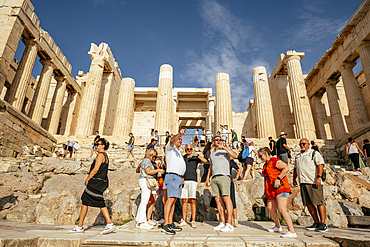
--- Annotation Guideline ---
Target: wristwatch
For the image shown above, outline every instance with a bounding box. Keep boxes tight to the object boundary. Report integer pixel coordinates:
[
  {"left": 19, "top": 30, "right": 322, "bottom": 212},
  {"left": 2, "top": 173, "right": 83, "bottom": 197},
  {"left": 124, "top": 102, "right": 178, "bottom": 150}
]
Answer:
[
  {"left": 316, "top": 175, "right": 321, "bottom": 178},
  {"left": 277, "top": 177, "right": 282, "bottom": 180}
]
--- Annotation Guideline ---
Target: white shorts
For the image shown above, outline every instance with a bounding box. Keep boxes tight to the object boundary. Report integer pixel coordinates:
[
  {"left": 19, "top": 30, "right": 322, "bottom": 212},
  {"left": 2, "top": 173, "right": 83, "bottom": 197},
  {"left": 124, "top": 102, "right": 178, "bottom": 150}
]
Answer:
[{"left": 181, "top": 181, "right": 197, "bottom": 199}]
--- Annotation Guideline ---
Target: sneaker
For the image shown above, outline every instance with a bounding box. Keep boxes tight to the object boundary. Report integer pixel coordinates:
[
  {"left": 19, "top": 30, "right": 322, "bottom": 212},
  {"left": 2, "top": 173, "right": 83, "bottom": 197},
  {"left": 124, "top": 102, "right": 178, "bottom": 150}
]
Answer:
[
  {"left": 138, "top": 222, "right": 154, "bottom": 230},
  {"left": 170, "top": 222, "right": 182, "bottom": 232},
  {"left": 281, "top": 231, "right": 297, "bottom": 238},
  {"left": 68, "top": 226, "right": 84, "bottom": 234},
  {"left": 135, "top": 222, "right": 140, "bottom": 229},
  {"left": 268, "top": 226, "right": 282, "bottom": 232},
  {"left": 220, "top": 223, "right": 234, "bottom": 232},
  {"left": 178, "top": 219, "right": 187, "bottom": 227},
  {"left": 161, "top": 224, "right": 176, "bottom": 235},
  {"left": 315, "top": 223, "right": 328, "bottom": 232},
  {"left": 191, "top": 221, "right": 197, "bottom": 228},
  {"left": 233, "top": 219, "right": 239, "bottom": 227},
  {"left": 306, "top": 222, "right": 320, "bottom": 231},
  {"left": 157, "top": 218, "right": 165, "bottom": 225},
  {"left": 100, "top": 224, "right": 116, "bottom": 234},
  {"left": 213, "top": 222, "right": 225, "bottom": 231},
  {"left": 148, "top": 220, "right": 157, "bottom": 226}
]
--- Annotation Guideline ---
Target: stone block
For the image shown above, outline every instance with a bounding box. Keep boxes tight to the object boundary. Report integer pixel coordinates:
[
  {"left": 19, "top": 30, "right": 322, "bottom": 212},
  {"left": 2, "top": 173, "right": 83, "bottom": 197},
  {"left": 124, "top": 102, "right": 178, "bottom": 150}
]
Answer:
[
  {"left": 12, "top": 123, "right": 23, "bottom": 132},
  {"left": 347, "top": 215, "right": 370, "bottom": 226}
]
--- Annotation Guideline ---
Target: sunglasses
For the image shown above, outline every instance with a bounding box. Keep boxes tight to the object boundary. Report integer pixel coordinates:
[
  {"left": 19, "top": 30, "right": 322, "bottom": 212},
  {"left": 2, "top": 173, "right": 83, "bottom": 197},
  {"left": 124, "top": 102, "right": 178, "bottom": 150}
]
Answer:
[
  {"left": 258, "top": 155, "right": 263, "bottom": 159},
  {"left": 94, "top": 143, "right": 102, "bottom": 147},
  {"left": 214, "top": 139, "right": 221, "bottom": 142},
  {"left": 186, "top": 148, "right": 193, "bottom": 151},
  {"left": 299, "top": 143, "right": 308, "bottom": 146},
  {"left": 152, "top": 156, "right": 157, "bottom": 159}
]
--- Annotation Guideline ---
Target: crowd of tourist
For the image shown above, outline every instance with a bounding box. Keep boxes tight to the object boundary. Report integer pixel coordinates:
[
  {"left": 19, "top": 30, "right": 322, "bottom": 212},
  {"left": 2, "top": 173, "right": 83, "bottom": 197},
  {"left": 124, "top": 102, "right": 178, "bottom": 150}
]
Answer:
[{"left": 66, "top": 127, "right": 369, "bottom": 237}]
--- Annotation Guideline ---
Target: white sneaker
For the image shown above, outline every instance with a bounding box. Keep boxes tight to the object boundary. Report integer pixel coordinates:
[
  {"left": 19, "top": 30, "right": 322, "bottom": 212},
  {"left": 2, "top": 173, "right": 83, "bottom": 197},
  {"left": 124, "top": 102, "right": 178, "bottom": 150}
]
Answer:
[
  {"left": 148, "top": 220, "right": 157, "bottom": 226},
  {"left": 233, "top": 219, "right": 239, "bottom": 227},
  {"left": 268, "top": 226, "right": 282, "bottom": 232},
  {"left": 213, "top": 222, "right": 225, "bottom": 231},
  {"left": 281, "top": 231, "right": 298, "bottom": 238},
  {"left": 68, "top": 226, "right": 84, "bottom": 234},
  {"left": 135, "top": 222, "right": 140, "bottom": 228},
  {"left": 220, "top": 223, "right": 234, "bottom": 232},
  {"left": 191, "top": 221, "right": 197, "bottom": 228},
  {"left": 138, "top": 221, "right": 154, "bottom": 230},
  {"left": 178, "top": 219, "right": 187, "bottom": 227},
  {"left": 157, "top": 218, "right": 165, "bottom": 224},
  {"left": 100, "top": 224, "right": 116, "bottom": 234}
]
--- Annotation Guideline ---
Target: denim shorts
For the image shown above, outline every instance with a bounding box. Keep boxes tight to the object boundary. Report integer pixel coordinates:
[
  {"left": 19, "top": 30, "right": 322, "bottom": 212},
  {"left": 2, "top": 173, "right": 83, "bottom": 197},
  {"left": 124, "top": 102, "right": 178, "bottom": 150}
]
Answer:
[
  {"left": 128, "top": 145, "right": 134, "bottom": 152},
  {"left": 276, "top": 192, "right": 290, "bottom": 198},
  {"left": 165, "top": 173, "right": 183, "bottom": 198}
]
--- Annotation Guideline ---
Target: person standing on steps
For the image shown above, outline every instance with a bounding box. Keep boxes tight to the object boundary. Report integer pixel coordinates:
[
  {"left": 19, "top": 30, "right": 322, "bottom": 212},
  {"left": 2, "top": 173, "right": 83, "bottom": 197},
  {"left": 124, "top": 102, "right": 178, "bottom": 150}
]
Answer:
[
  {"left": 201, "top": 142, "right": 212, "bottom": 183},
  {"left": 276, "top": 132, "right": 291, "bottom": 163},
  {"left": 293, "top": 138, "right": 328, "bottom": 232},
  {"left": 68, "top": 138, "right": 116, "bottom": 235},
  {"left": 126, "top": 133, "right": 135, "bottom": 158},
  {"left": 346, "top": 137, "right": 364, "bottom": 171}
]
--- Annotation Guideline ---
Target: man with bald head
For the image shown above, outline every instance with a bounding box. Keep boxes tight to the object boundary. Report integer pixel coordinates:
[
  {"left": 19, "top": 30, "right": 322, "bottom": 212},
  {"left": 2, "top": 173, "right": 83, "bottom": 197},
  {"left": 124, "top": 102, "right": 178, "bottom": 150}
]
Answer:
[{"left": 293, "top": 138, "right": 327, "bottom": 232}]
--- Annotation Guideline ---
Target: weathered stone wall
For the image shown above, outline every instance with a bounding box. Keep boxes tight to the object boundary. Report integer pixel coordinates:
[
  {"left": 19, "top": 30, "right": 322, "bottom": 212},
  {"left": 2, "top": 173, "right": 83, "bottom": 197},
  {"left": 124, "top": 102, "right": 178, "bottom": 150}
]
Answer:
[
  {"left": 232, "top": 111, "right": 253, "bottom": 139},
  {"left": 0, "top": 99, "right": 56, "bottom": 157},
  {"left": 132, "top": 111, "right": 156, "bottom": 144},
  {"left": 356, "top": 71, "right": 370, "bottom": 121}
]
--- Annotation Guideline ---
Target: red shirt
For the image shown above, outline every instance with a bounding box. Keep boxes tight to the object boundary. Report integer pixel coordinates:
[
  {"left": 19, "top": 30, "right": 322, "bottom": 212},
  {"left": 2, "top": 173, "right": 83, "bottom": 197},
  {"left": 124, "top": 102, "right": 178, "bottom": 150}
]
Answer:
[{"left": 262, "top": 157, "right": 291, "bottom": 199}]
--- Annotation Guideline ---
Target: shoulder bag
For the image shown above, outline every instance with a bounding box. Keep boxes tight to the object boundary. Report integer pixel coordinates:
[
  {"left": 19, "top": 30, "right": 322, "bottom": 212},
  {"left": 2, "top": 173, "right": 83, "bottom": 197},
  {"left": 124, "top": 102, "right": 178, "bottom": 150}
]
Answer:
[{"left": 141, "top": 164, "right": 158, "bottom": 189}]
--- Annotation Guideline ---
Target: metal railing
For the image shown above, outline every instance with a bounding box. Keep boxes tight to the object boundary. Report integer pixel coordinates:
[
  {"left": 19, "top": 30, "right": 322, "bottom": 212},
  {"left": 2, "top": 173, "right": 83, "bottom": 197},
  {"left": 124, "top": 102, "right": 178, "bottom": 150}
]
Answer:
[{"left": 156, "top": 132, "right": 234, "bottom": 147}]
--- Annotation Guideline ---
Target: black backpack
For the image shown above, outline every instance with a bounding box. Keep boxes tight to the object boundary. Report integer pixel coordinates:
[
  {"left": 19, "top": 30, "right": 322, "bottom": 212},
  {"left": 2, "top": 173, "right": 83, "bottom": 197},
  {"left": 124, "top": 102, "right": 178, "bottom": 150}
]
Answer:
[{"left": 237, "top": 151, "right": 245, "bottom": 163}]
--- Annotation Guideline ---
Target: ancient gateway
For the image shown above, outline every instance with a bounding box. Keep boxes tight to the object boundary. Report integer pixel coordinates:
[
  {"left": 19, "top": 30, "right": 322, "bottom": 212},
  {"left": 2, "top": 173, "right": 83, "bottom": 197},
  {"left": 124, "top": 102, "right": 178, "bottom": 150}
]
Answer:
[{"left": 1, "top": 0, "right": 370, "bottom": 156}]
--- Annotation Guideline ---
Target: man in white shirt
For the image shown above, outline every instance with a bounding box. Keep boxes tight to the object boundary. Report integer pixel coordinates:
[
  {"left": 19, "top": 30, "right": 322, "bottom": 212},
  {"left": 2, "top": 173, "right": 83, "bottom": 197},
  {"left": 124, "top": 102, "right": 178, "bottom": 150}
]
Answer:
[
  {"left": 162, "top": 129, "right": 187, "bottom": 235},
  {"left": 206, "top": 130, "right": 213, "bottom": 143},
  {"left": 222, "top": 125, "right": 228, "bottom": 142}
]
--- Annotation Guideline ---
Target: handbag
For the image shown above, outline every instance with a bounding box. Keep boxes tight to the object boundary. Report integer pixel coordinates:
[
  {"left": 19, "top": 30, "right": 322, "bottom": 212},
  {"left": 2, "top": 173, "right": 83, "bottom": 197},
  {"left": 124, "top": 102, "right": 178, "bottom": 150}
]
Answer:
[
  {"left": 264, "top": 172, "right": 284, "bottom": 189},
  {"left": 141, "top": 165, "right": 158, "bottom": 189}
]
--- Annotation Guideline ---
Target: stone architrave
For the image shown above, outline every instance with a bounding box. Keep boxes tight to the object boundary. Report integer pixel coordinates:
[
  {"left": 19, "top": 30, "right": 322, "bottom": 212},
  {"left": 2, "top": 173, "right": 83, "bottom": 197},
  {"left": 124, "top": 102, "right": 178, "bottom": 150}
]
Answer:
[
  {"left": 215, "top": 73, "right": 232, "bottom": 131},
  {"left": 7, "top": 39, "right": 38, "bottom": 110},
  {"left": 75, "top": 54, "right": 105, "bottom": 137},
  {"left": 338, "top": 62, "right": 370, "bottom": 129},
  {"left": 285, "top": 51, "right": 316, "bottom": 140},
  {"left": 154, "top": 64, "right": 173, "bottom": 135},
  {"left": 28, "top": 59, "right": 55, "bottom": 125},
  {"left": 113, "top": 78, "right": 135, "bottom": 137},
  {"left": 325, "top": 80, "right": 347, "bottom": 140},
  {"left": 253, "top": 66, "right": 276, "bottom": 138},
  {"left": 45, "top": 76, "right": 67, "bottom": 134}
]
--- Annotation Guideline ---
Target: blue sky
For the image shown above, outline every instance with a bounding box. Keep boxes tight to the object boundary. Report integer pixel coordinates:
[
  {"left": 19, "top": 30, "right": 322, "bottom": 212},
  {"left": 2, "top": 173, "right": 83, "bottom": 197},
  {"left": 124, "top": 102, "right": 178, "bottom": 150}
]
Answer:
[{"left": 27, "top": 0, "right": 362, "bottom": 113}]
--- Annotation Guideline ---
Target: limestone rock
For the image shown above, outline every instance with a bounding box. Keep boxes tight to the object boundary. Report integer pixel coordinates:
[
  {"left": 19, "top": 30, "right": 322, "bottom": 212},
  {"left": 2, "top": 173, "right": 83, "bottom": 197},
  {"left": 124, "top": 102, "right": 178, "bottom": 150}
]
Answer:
[
  {"left": 325, "top": 198, "right": 348, "bottom": 228},
  {"left": 359, "top": 191, "right": 370, "bottom": 209},
  {"left": 53, "top": 161, "right": 82, "bottom": 174},
  {"left": 0, "top": 172, "right": 43, "bottom": 196},
  {"left": 337, "top": 200, "right": 364, "bottom": 216},
  {"left": 335, "top": 173, "right": 370, "bottom": 202}
]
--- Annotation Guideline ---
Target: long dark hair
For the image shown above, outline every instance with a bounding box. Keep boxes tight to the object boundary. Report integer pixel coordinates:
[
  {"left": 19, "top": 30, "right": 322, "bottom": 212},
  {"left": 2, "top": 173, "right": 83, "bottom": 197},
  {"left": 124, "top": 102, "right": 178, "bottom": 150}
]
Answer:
[
  {"left": 203, "top": 142, "right": 212, "bottom": 155},
  {"left": 97, "top": 138, "right": 110, "bottom": 150}
]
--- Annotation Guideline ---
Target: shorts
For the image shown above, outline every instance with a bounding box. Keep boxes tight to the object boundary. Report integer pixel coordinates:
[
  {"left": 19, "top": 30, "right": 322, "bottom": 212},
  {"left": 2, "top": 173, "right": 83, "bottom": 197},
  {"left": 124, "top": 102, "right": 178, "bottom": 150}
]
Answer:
[
  {"left": 300, "top": 183, "right": 324, "bottom": 206},
  {"left": 181, "top": 181, "right": 197, "bottom": 199},
  {"left": 207, "top": 137, "right": 212, "bottom": 143},
  {"left": 278, "top": 153, "right": 289, "bottom": 163},
  {"left": 222, "top": 135, "right": 228, "bottom": 141},
  {"left": 276, "top": 192, "right": 290, "bottom": 198},
  {"left": 232, "top": 141, "right": 238, "bottom": 149},
  {"left": 128, "top": 144, "right": 134, "bottom": 152},
  {"left": 244, "top": 157, "right": 254, "bottom": 165},
  {"left": 211, "top": 175, "right": 231, "bottom": 197},
  {"left": 92, "top": 145, "right": 96, "bottom": 151},
  {"left": 68, "top": 146, "right": 73, "bottom": 152},
  {"left": 165, "top": 173, "right": 183, "bottom": 198}
]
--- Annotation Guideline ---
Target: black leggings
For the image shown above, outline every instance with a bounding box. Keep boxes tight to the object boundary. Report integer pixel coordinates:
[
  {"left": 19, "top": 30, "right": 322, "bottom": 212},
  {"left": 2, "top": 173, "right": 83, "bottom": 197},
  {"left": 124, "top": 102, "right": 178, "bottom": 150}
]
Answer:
[{"left": 349, "top": 153, "right": 360, "bottom": 169}]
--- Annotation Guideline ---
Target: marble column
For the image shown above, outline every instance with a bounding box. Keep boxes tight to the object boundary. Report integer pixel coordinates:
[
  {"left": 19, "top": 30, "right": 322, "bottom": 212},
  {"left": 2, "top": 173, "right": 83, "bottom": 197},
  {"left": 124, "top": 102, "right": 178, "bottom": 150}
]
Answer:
[
  {"left": 154, "top": 64, "right": 173, "bottom": 135},
  {"left": 45, "top": 76, "right": 66, "bottom": 134},
  {"left": 215, "top": 73, "right": 232, "bottom": 131},
  {"left": 0, "top": 66, "right": 6, "bottom": 94},
  {"left": 172, "top": 93, "right": 179, "bottom": 134},
  {"left": 285, "top": 52, "right": 316, "bottom": 140},
  {"left": 208, "top": 97, "right": 215, "bottom": 133},
  {"left": 7, "top": 39, "right": 38, "bottom": 110},
  {"left": 113, "top": 77, "right": 135, "bottom": 137},
  {"left": 338, "top": 62, "right": 369, "bottom": 129},
  {"left": 75, "top": 54, "right": 105, "bottom": 136},
  {"left": 28, "top": 59, "right": 54, "bottom": 125},
  {"left": 325, "top": 80, "right": 347, "bottom": 140},
  {"left": 356, "top": 42, "right": 370, "bottom": 118},
  {"left": 253, "top": 66, "right": 276, "bottom": 138}
]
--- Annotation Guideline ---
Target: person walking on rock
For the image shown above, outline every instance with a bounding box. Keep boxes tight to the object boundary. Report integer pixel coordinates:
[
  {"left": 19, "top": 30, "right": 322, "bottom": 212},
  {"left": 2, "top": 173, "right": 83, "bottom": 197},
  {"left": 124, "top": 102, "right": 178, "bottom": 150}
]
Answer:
[
  {"left": 293, "top": 138, "right": 327, "bottom": 232},
  {"left": 162, "top": 129, "right": 187, "bottom": 235},
  {"left": 68, "top": 138, "right": 116, "bottom": 235},
  {"left": 178, "top": 144, "right": 207, "bottom": 228},
  {"left": 258, "top": 147, "right": 297, "bottom": 238},
  {"left": 276, "top": 132, "right": 291, "bottom": 163},
  {"left": 126, "top": 133, "right": 135, "bottom": 158},
  {"left": 231, "top": 128, "right": 238, "bottom": 150},
  {"left": 205, "top": 135, "right": 238, "bottom": 232},
  {"left": 346, "top": 137, "right": 364, "bottom": 171}
]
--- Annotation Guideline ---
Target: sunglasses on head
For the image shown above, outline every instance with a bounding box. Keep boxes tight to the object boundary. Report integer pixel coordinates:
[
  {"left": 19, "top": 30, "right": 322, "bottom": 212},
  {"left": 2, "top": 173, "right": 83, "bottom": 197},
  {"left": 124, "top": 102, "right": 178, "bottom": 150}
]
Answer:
[{"left": 186, "top": 148, "right": 193, "bottom": 151}]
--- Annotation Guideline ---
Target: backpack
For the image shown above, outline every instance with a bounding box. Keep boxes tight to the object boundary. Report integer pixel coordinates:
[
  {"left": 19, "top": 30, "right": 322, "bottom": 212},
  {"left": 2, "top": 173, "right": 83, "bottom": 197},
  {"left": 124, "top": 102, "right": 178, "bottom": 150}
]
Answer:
[
  {"left": 237, "top": 151, "right": 245, "bottom": 162},
  {"left": 242, "top": 146, "right": 249, "bottom": 160}
]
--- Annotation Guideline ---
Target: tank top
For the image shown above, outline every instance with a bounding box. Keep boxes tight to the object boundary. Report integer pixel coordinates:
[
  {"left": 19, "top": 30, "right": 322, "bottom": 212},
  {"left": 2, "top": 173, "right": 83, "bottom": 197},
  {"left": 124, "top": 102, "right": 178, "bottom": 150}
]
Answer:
[
  {"left": 262, "top": 157, "right": 292, "bottom": 199},
  {"left": 348, "top": 142, "right": 358, "bottom": 154},
  {"left": 89, "top": 152, "right": 109, "bottom": 181}
]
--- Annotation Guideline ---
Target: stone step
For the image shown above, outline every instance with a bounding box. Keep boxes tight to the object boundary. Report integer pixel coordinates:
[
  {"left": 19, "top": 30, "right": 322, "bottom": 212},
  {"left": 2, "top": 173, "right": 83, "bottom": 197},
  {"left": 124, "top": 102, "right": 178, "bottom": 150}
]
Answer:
[{"left": 347, "top": 215, "right": 370, "bottom": 226}]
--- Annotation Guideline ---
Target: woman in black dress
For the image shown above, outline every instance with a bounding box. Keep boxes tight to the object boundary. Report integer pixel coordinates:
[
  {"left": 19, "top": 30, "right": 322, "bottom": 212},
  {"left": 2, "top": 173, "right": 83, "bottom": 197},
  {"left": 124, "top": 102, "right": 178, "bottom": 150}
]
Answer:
[{"left": 68, "top": 138, "right": 115, "bottom": 234}]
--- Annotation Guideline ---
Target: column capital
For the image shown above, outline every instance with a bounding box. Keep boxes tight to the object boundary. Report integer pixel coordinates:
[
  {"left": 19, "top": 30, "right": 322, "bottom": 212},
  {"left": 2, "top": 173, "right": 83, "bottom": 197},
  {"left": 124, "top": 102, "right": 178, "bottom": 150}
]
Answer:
[
  {"left": 356, "top": 41, "right": 370, "bottom": 52},
  {"left": 88, "top": 52, "right": 106, "bottom": 63},
  {"left": 22, "top": 38, "right": 37, "bottom": 47},
  {"left": 285, "top": 50, "right": 304, "bottom": 62},
  {"left": 339, "top": 61, "right": 356, "bottom": 72},
  {"left": 39, "top": 59, "right": 54, "bottom": 68},
  {"left": 325, "top": 79, "right": 338, "bottom": 87},
  {"left": 54, "top": 75, "right": 65, "bottom": 83}
]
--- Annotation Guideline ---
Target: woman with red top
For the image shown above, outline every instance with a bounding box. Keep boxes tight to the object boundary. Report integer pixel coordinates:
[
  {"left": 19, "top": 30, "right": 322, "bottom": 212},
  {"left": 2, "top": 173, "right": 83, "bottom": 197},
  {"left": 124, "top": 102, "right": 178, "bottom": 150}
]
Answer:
[{"left": 258, "top": 147, "right": 297, "bottom": 238}]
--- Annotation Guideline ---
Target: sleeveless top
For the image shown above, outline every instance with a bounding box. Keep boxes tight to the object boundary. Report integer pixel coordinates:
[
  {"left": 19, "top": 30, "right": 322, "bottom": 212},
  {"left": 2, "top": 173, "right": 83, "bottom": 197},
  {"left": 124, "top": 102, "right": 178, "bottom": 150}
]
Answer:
[
  {"left": 89, "top": 152, "right": 109, "bottom": 183},
  {"left": 262, "top": 157, "right": 292, "bottom": 199},
  {"left": 348, "top": 142, "right": 359, "bottom": 154}
]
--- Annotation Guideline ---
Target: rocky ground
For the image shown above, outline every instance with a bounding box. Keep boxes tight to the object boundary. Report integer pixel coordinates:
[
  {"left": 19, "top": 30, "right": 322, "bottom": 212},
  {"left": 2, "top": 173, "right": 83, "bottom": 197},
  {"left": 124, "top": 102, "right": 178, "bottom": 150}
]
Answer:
[{"left": 0, "top": 152, "right": 369, "bottom": 228}]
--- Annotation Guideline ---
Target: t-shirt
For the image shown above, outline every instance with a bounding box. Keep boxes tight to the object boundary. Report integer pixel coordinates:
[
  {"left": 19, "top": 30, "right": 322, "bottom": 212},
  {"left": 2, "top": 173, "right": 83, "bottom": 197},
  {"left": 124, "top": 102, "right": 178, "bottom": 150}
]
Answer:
[
  {"left": 229, "top": 160, "right": 239, "bottom": 180},
  {"left": 240, "top": 140, "right": 246, "bottom": 150},
  {"left": 276, "top": 138, "right": 288, "bottom": 155},
  {"left": 311, "top": 145, "right": 319, "bottom": 152},
  {"left": 232, "top": 132, "right": 238, "bottom": 142},
  {"left": 206, "top": 131, "right": 212, "bottom": 137},
  {"left": 128, "top": 136, "right": 134, "bottom": 145},
  {"left": 269, "top": 140, "right": 276, "bottom": 154},
  {"left": 94, "top": 135, "right": 100, "bottom": 142},
  {"left": 294, "top": 149, "right": 325, "bottom": 184},
  {"left": 222, "top": 128, "right": 228, "bottom": 138},
  {"left": 139, "top": 158, "right": 156, "bottom": 179},
  {"left": 364, "top": 144, "right": 370, "bottom": 157},
  {"left": 199, "top": 135, "right": 206, "bottom": 141},
  {"left": 248, "top": 146, "right": 256, "bottom": 159},
  {"left": 210, "top": 150, "right": 230, "bottom": 177},
  {"left": 147, "top": 143, "right": 155, "bottom": 150},
  {"left": 183, "top": 154, "right": 201, "bottom": 182},
  {"left": 68, "top": 141, "right": 77, "bottom": 147},
  {"left": 165, "top": 142, "right": 186, "bottom": 176},
  {"left": 165, "top": 135, "right": 171, "bottom": 145}
]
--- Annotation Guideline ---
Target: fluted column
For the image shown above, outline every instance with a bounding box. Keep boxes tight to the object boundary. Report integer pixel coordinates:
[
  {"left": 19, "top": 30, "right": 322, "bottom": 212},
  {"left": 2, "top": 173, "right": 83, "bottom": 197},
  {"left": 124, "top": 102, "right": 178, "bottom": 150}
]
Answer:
[
  {"left": 172, "top": 93, "right": 179, "bottom": 134},
  {"left": 285, "top": 52, "right": 316, "bottom": 140},
  {"left": 253, "top": 66, "right": 276, "bottom": 138},
  {"left": 113, "top": 78, "right": 135, "bottom": 137},
  {"left": 154, "top": 64, "right": 173, "bottom": 135},
  {"left": 215, "top": 73, "right": 232, "bottom": 130},
  {"left": 338, "top": 62, "right": 369, "bottom": 129},
  {"left": 208, "top": 97, "right": 215, "bottom": 133},
  {"left": 325, "top": 80, "right": 347, "bottom": 140},
  {"left": 75, "top": 54, "right": 105, "bottom": 136},
  {"left": 28, "top": 59, "right": 54, "bottom": 125},
  {"left": 7, "top": 39, "right": 38, "bottom": 110},
  {"left": 45, "top": 76, "right": 66, "bottom": 134},
  {"left": 356, "top": 42, "right": 370, "bottom": 117}
]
